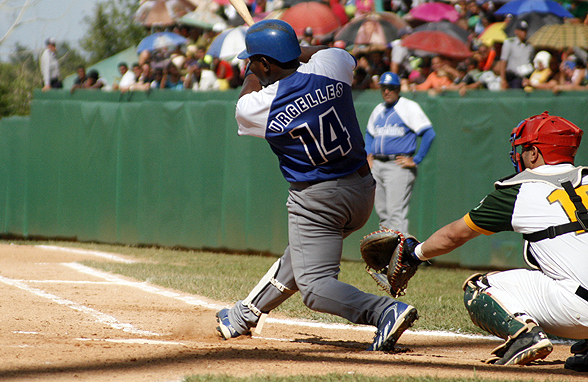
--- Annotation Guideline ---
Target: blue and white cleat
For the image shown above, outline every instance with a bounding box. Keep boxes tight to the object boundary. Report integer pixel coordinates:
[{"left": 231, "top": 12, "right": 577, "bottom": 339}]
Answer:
[
  {"left": 215, "top": 308, "right": 241, "bottom": 340},
  {"left": 368, "top": 302, "right": 418, "bottom": 351}
]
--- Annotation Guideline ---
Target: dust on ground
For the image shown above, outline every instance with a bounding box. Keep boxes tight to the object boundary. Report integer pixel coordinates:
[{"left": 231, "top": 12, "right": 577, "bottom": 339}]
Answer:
[{"left": 0, "top": 244, "right": 583, "bottom": 382}]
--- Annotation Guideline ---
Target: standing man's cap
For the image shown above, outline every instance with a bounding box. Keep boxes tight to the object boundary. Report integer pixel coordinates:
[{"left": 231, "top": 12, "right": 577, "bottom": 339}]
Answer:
[
  {"left": 516, "top": 20, "right": 529, "bottom": 30},
  {"left": 45, "top": 37, "right": 57, "bottom": 45}
]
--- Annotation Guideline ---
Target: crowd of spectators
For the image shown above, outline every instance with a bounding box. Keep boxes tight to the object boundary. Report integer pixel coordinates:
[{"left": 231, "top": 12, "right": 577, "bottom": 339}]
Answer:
[
  {"left": 66, "top": 0, "right": 588, "bottom": 94},
  {"left": 342, "top": 0, "right": 588, "bottom": 94}
]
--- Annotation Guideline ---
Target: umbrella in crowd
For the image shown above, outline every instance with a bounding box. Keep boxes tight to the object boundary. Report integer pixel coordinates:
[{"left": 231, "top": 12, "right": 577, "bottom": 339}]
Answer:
[
  {"left": 413, "top": 20, "right": 469, "bottom": 43},
  {"left": 213, "top": 0, "right": 254, "bottom": 4},
  {"left": 408, "top": 2, "right": 460, "bottom": 23},
  {"left": 401, "top": 30, "right": 472, "bottom": 59},
  {"left": 478, "top": 21, "right": 507, "bottom": 46},
  {"left": 279, "top": 2, "right": 341, "bottom": 38},
  {"left": 335, "top": 12, "right": 407, "bottom": 46},
  {"left": 495, "top": 0, "right": 574, "bottom": 18},
  {"left": 137, "top": 31, "right": 188, "bottom": 53},
  {"left": 178, "top": 9, "right": 228, "bottom": 30},
  {"left": 135, "top": 0, "right": 195, "bottom": 27},
  {"left": 503, "top": 12, "right": 563, "bottom": 38},
  {"left": 529, "top": 23, "right": 588, "bottom": 49},
  {"left": 206, "top": 26, "right": 248, "bottom": 60}
]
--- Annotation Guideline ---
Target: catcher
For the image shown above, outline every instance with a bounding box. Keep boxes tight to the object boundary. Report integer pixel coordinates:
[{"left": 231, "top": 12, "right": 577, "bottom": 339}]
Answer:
[{"left": 389, "top": 112, "right": 588, "bottom": 369}]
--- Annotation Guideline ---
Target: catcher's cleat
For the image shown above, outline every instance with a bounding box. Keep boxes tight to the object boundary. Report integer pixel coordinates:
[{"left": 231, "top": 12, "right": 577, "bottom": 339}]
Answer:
[
  {"left": 215, "top": 308, "right": 241, "bottom": 340},
  {"left": 367, "top": 302, "right": 418, "bottom": 351},
  {"left": 571, "top": 339, "right": 588, "bottom": 354},
  {"left": 565, "top": 339, "right": 588, "bottom": 372},
  {"left": 493, "top": 325, "right": 553, "bottom": 365}
]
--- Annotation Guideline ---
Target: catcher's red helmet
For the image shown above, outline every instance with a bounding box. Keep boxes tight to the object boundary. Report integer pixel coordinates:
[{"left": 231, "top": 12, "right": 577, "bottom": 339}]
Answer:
[{"left": 510, "top": 111, "right": 583, "bottom": 172}]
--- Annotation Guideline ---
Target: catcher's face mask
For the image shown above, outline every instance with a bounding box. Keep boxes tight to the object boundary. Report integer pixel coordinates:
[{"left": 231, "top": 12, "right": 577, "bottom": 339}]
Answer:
[{"left": 510, "top": 121, "right": 527, "bottom": 173}]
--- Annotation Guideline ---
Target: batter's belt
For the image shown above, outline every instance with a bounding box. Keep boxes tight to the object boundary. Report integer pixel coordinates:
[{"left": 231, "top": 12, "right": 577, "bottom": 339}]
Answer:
[{"left": 289, "top": 163, "right": 370, "bottom": 190}]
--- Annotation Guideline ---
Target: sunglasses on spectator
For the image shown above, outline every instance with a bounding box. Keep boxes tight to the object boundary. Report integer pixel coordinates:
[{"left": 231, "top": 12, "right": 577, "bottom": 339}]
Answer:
[{"left": 381, "top": 85, "right": 400, "bottom": 92}]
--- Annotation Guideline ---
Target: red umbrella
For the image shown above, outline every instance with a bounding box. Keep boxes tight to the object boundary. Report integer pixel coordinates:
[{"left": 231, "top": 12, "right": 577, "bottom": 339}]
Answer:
[
  {"left": 401, "top": 30, "right": 472, "bottom": 59},
  {"left": 279, "top": 2, "right": 342, "bottom": 38},
  {"left": 329, "top": 0, "right": 349, "bottom": 27},
  {"left": 409, "top": 2, "right": 460, "bottom": 23}
]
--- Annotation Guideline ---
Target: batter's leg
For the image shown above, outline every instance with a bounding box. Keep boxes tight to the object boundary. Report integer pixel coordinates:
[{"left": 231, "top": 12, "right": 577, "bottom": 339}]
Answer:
[
  {"left": 287, "top": 175, "right": 393, "bottom": 327},
  {"left": 218, "top": 248, "right": 298, "bottom": 338}
]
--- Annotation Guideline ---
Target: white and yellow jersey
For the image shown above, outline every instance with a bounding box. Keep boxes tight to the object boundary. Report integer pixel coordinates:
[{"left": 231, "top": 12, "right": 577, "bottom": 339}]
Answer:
[{"left": 465, "top": 164, "right": 588, "bottom": 289}]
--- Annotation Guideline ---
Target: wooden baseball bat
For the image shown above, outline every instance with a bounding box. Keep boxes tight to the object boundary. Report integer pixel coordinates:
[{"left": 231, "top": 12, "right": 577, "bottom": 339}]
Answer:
[{"left": 229, "top": 0, "right": 255, "bottom": 27}]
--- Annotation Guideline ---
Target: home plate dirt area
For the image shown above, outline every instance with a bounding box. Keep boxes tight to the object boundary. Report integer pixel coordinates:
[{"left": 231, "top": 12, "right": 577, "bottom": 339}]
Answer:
[{"left": 0, "top": 243, "right": 583, "bottom": 382}]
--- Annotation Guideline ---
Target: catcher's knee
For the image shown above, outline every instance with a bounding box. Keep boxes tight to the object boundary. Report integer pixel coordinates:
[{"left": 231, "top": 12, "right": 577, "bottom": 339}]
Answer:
[{"left": 462, "top": 273, "right": 526, "bottom": 340}]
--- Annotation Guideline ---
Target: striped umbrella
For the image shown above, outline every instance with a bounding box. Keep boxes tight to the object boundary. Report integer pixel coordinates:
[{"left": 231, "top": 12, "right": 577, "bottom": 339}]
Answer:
[
  {"left": 206, "top": 26, "right": 248, "bottom": 60},
  {"left": 334, "top": 12, "right": 407, "bottom": 47},
  {"left": 529, "top": 23, "right": 588, "bottom": 49}
]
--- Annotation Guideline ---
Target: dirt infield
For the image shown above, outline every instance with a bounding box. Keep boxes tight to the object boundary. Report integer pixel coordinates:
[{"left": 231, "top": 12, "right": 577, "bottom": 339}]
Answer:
[{"left": 0, "top": 244, "right": 584, "bottom": 382}]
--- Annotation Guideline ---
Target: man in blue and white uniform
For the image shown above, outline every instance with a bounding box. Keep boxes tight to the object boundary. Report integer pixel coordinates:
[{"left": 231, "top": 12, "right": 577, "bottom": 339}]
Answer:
[
  {"left": 215, "top": 19, "right": 418, "bottom": 352},
  {"left": 365, "top": 72, "right": 436, "bottom": 232}
]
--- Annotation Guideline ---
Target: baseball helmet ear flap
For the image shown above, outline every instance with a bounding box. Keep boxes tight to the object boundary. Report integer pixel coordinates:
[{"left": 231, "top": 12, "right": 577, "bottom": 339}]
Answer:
[
  {"left": 238, "top": 19, "right": 301, "bottom": 63},
  {"left": 510, "top": 111, "right": 583, "bottom": 171}
]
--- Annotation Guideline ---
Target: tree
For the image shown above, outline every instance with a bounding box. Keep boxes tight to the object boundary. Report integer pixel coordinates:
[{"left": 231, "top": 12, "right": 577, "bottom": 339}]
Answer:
[
  {"left": 0, "top": 44, "right": 40, "bottom": 118},
  {"left": 0, "top": 0, "right": 36, "bottom": 47},
  {"left": 81, "top": 0, "right": 147, "bottom": 64}
]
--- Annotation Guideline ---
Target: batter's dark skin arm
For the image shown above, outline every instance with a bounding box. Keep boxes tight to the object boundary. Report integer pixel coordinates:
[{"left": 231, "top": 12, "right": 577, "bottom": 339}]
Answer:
[{"left": 298, "top": 45, "right": 328, "bottom": 63}]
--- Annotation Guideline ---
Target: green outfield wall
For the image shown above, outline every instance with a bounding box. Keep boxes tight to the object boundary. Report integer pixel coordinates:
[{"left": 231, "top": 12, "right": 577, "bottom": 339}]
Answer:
[{"left": 1, "top": 89, "right": 587, "bottom": 269}]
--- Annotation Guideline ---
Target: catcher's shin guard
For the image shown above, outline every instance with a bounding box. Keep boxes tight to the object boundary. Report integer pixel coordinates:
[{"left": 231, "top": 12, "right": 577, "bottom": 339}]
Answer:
[{"left": 462, "top": 273, "right": 526, "bottom": 340}]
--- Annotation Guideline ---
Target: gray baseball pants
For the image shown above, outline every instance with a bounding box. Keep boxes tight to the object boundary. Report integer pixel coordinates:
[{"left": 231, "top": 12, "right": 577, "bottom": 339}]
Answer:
[
  {"left": 228, "top": 171, "right": 395, "bottom": 334},
  {"left": 372, "top": 160, "right": 416, "bottom": 232}
]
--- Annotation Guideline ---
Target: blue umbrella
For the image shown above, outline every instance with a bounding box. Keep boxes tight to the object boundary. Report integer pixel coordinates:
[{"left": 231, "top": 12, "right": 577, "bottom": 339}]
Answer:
[
  {"left": 495, "top": 0, "right": 573, "bottom": 18},
  {"left": 137, "top": 32, "right": 187, "bottom": 53}
]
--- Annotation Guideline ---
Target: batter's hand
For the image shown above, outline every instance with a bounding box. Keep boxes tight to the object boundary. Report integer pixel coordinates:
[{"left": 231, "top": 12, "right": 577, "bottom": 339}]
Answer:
[{"left": 395, "top": 155, "right": 416, "bottom": 168}]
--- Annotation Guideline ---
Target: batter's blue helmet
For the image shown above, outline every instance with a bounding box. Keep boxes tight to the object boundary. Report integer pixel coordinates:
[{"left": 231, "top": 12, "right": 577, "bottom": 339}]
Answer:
[
  {"left": 379, "top": 72, "right": 401, "bottom": 86},
  {"left": 238, "top": 19, "right": 301, "bottom": 63}
]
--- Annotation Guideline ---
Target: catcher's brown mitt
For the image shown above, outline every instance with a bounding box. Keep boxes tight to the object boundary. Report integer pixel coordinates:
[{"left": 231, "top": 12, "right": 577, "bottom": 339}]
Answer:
[{"left": 360, "top": 229, "right": 421, "bottom": 298}]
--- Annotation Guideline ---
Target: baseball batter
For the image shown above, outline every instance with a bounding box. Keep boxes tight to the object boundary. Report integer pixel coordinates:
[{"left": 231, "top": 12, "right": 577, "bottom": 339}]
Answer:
[
  {"left": 404, "top": 112, "right": 588, "bottom": 369},
  {"left": 365, "top": 72, "right": 435, "bottom": 232},
  {"left": 215, "top": 19, "right": 418, "bottom": 352}
]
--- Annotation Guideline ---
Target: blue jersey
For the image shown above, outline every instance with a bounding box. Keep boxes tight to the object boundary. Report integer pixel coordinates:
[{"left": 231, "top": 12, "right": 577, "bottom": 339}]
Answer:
[
  {"left": 236, "top": 49, "right": 367, "bottom": 183},
  {"left": 365, "top": 97, "right": 432, "bottom": 157}
]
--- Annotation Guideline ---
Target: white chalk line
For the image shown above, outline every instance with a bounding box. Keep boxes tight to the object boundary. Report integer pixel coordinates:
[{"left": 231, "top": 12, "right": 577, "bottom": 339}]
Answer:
[
  {"left": 25, "top": 246, "right": 570, "bottom": 345},
  {"left": 36, "top": 245, "right": 138, "bottom": 263},
  {"left": 60, "top": 262, "right": 503, "bottom": 342},
  {"left": 76, "top": 338, "right": 186, "bottom": 346},
  {"left": 62, "top": 262, "right": 227, "bottom": 311},
  {"left": 0, "top": 275, "right": 159, "bottom": 337},
  {"left": 17, "top": 280, "right": 113, "bottom": 285}
]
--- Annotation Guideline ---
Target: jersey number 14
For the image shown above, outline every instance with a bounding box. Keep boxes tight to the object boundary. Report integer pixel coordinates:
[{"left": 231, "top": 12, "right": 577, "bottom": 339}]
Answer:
[{"left": 289, "top": 107, "right": 352, "bottom": 166}]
